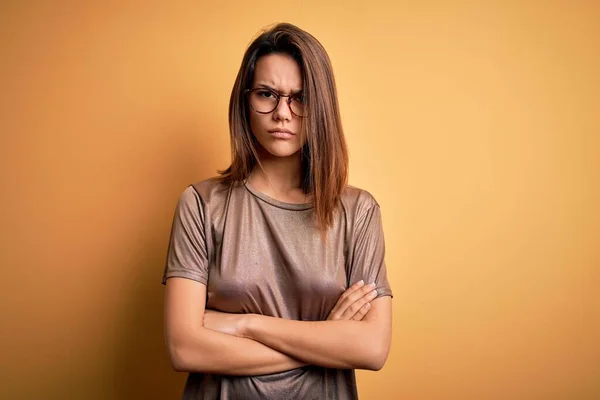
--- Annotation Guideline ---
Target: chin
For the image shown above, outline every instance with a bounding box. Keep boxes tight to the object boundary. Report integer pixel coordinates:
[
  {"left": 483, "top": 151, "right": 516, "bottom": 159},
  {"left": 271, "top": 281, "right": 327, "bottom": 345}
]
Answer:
[
  {"left": 256, "top": 137, "right": 302, "bottom": 158},
  {"left": 262, "top": 142, "right": 302, "bottom": 158}
]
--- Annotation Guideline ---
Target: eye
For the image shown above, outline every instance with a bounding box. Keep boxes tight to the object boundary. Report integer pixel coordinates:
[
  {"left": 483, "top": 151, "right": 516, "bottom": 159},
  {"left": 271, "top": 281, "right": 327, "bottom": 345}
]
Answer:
[
  {"left": 257, "top": 90, "right": 276, "bottom": 99},
  {"left": 292, "top": 93, "right": 305, "bottom": 104}
]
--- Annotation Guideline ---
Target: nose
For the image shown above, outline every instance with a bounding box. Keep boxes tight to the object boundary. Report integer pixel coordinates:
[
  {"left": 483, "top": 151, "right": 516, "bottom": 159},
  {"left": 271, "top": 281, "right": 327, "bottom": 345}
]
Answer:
[{"left": 272, "top": 96, "right": 292, "bottom": 122}]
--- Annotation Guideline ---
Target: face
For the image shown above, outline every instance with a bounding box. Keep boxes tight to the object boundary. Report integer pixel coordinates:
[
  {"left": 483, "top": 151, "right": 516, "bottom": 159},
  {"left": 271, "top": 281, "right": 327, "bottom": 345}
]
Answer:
[{"left": 248, "top": 53, "right": 305, "bottom": 159}]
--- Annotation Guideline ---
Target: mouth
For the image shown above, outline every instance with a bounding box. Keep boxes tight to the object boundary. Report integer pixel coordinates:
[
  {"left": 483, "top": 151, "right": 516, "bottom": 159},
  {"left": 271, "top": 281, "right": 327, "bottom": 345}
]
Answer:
[
  {"left": 268, "top": 128, "right": 295, "bottom": 140},
  {"left": 268, "top": 128, "right": 295, "bottom": 135}
]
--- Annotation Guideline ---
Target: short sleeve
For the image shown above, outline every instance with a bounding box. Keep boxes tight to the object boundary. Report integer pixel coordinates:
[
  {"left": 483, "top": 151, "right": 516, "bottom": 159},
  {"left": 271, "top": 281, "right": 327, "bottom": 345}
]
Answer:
[
  {"left": 347, "top": 204, "right": 393, "bottom": 299},
  {"left": 161, "top": 186, "right": 209, "bottom": 285}
]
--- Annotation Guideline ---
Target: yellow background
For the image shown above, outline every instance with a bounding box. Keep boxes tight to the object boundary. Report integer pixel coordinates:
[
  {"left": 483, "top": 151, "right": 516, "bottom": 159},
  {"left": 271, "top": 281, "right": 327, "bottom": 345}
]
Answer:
[{"left": 1, "top": 1, "right": 598, "bottom": 399}]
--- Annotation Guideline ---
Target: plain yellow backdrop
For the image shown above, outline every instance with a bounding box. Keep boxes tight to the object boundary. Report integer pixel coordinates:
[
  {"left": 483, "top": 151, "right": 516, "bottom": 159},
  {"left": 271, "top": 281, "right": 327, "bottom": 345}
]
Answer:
[{"left": 1, "top": 1, "right": 598, "bottom": 399}]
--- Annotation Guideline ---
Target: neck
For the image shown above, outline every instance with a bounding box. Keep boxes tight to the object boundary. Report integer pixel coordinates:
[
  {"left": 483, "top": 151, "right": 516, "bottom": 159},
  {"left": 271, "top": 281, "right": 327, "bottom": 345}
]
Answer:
[{"left": 248, "top": 148, "right": 307, "bottom": 202}]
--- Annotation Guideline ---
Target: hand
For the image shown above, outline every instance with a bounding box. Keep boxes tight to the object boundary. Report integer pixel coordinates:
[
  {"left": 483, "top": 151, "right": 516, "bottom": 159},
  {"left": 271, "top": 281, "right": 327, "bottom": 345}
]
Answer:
[
  {"left": 203, "top": 310, "right": 248, "bottom": 337},
  {"left": 327, "top": 280, "right": 379, "bottom": 321}
]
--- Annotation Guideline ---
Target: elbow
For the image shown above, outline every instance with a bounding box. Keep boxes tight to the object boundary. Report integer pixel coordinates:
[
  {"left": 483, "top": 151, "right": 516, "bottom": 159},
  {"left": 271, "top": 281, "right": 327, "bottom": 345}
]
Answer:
[
  {"left": 167, "top": 329, "right": 214, "bottom": 373},
  {"left": 167, "top": 333, "right": 204, "bottom": 373},
  {"left": 361, "top": 343, "right": 390, "bottom": 371},
  {"left": 171, "top": 360, "right": 187, "bottom": 373},
  {"left": 365, "top": 354, "right": 387, "bottom": 371},
  {"left": 167, "top": 341, "right": 190, "bottom": 372},
  {"left": 166, "top": 324, "right": 214, "bottom": 373}
]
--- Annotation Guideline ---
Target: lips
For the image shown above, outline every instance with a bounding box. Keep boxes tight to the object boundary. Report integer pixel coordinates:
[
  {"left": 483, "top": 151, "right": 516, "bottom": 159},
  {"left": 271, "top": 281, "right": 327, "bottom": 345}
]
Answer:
[
  {"left": 267, "top": 128, "right": 295, "bottom": 135},
  {"left": 269, "top": 131, "right": 295, "bottom": 140},
  {"left": 268, "top": 128, "right": 295, "bottom": 140}
]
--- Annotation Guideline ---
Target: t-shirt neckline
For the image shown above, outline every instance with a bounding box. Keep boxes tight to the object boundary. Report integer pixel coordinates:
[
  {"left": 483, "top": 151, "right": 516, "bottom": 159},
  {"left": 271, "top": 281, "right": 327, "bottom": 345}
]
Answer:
[{"left": 243, "top": 180, "right": 314, "bottom": 211}]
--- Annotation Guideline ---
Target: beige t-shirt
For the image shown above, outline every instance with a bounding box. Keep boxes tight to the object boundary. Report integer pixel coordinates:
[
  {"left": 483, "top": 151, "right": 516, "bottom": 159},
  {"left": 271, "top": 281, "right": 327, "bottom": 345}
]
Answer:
[{"left": 162, "top": 178, "right": 392, "bottom": 400}]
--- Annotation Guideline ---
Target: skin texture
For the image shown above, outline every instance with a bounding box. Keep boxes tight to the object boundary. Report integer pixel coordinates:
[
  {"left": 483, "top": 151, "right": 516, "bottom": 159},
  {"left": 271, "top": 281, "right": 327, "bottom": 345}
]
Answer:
[
  {"left": 164, "top": 278, "right": 383, "bottom": 375},
  {"left": 164, "top": 53, "right": 393, "bottom": 375},
  {"left": 203, "top": 294, "right": 392, "bottom": 371},
  {"left": 327, "top": 280, "right": 379, "bottom": 321},
  {"left": 249, "top": 53, "right": 305, "bottom": 159},
  {"left": 246, "top": 53, "right": 309, "bottom": 204},
  {"left": 165, "top": 278, "right": 306, "bottom": 375}
]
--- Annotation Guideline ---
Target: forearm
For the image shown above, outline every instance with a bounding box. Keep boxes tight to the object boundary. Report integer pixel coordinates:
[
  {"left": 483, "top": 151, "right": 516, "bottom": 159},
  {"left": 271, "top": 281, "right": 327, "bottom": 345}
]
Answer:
[
  {"left": 170, "top": 326, "right": 306, "bottom": 376},
  {"left": 243, "top": 316, "right": 387, "bottom": 371}
]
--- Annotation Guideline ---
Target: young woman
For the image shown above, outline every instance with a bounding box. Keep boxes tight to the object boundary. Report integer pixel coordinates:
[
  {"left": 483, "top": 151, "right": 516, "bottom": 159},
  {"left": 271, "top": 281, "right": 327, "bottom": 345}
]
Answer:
[{"left": 162, "top": 23, "right": 393, "bottom": 399}]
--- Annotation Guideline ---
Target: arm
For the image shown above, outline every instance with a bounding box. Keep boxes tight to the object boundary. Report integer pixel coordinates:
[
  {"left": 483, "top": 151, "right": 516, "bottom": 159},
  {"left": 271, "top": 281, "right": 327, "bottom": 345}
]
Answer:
[
  {"left": 163, "top": 188, "right": 305, "bottom": 375},
  {"left": 164, "top": 187, "right": 391, "bottom": 373},
  {"left": 165, "top": 277, "right": 306, "bottom": 376},
  {"left": 204, "top": 288, "right": 391, "bottom": 371},
  {"left": 204, "top": 201, "right": 394, "bottom": 371},
  {"left": 241, "top": 295, "right": 392, "bottom": 371},
  {"left": 167, "top": 277, "right": 378, "bottom": 375}
]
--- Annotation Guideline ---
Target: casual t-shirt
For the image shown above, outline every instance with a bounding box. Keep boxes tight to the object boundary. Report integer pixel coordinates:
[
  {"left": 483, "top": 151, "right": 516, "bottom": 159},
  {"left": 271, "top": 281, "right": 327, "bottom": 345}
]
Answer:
[{"left": 162, "top": 178, "right": 393, "bottom": 400}]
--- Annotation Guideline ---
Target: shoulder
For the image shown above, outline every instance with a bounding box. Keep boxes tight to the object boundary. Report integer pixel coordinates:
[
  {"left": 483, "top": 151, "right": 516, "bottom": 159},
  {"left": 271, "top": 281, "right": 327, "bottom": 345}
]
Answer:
[
  {"left": 189, "top": 177, "right": 232, "bottom": 203},
  {"left": 176, "top": 177, "right": 233, "bottom": 211},
  {"left": 339, "top": 185, "right": 380, "bottom": 219}
]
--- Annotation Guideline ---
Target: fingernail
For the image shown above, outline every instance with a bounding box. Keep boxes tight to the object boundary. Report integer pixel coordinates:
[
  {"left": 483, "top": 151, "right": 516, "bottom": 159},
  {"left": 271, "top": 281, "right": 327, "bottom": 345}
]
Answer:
[
  {"left": 365, "top": 303, "right": 371, "bottom": 309},
  {"left": 357, "top": 280, "right": 364, "bottom": 286},
  {"left": 369, "top": 282, "right": 376, "bottom": 288}
]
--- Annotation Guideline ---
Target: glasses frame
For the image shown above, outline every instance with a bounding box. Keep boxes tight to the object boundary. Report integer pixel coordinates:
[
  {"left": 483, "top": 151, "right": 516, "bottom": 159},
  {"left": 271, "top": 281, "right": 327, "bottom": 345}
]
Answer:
[{"left": 245, "top": 88, "right": 307, "bottom": 118}]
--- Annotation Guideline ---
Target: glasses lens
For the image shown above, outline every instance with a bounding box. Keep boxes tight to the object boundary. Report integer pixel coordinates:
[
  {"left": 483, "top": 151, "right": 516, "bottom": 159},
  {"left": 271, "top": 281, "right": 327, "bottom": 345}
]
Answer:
[
  {"left": 289, "top": 95, "right": 306, "bottom": 117},
  {"left": 248, "top": 89, "right": 307, "bottom": 117},
  {"left": 249, "top": 90, "right": 278, "bottom": 113}
]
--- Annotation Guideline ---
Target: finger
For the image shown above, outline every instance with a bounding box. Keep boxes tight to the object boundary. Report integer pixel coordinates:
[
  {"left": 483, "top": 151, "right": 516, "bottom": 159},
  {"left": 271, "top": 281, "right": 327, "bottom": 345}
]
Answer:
[
  {"left": 330, "top": 283, "right": 374, "bottom": 320},
  {"left": 339, "top": 287, "right": 378, "bottom": 319},
  {"left": 351, "top": 302, "right": 371, "bottom": 321},
  {"left": 328, "top": 280, "right": 365, "bottom": 319},
  {"left": 330, "top": 284, "right": 376, "bottom": 320},
  {"left": 340, "top": 283, "right": 376, "bottom": 311},
  {"left": 335, "top": 280, "right": 365, "bottom": 307}
]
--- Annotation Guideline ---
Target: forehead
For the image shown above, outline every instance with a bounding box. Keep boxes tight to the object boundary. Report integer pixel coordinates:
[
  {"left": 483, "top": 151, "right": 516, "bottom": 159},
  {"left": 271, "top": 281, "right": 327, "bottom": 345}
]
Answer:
[{"left": 252, "top": 53, "right": 303, "bottom": 91}]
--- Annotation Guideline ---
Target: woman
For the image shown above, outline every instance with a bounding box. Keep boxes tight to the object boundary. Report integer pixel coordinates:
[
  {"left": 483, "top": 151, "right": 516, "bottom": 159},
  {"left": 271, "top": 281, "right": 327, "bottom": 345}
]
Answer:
[{"left": 162, "top": 22, "right": 393, "bottom": 399}]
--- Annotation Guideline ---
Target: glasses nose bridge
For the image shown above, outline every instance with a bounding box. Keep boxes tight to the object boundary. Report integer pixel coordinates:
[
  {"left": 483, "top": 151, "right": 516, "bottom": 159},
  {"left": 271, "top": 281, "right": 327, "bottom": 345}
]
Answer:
[{"left": 274, "top": 93, "right": 294, "bottom": 114}]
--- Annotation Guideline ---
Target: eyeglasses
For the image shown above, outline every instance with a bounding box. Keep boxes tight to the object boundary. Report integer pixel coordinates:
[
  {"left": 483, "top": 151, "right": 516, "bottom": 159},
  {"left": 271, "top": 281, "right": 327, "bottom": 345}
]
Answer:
[{"left": 245, "top": 88, "right": 307, "bottom": 118}]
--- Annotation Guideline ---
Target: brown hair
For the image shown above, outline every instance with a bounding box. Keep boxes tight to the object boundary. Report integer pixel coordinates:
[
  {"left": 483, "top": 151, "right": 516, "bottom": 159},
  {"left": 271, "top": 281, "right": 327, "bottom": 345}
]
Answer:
[{"left": 218, "top": 22, "right": 349, "bottom": 235}]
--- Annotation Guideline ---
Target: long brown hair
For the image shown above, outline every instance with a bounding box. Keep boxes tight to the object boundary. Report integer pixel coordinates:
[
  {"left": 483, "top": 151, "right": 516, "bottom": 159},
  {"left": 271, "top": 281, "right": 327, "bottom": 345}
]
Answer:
[{"left": 218, "top": 22, "right": 349, "bottom": 235}]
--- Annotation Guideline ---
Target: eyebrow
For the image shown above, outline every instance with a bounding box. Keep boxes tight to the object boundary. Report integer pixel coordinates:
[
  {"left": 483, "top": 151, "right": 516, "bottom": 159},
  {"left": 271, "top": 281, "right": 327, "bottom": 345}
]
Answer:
[{"left": 255, "top": 83, "right": 303, "bottom": 95}]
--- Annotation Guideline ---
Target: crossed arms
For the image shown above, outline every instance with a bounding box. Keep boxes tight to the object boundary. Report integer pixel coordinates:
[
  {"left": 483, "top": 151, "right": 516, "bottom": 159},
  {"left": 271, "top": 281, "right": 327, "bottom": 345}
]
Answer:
[{"left": 164, "top": 277, "right": 392, "bottom": 376}]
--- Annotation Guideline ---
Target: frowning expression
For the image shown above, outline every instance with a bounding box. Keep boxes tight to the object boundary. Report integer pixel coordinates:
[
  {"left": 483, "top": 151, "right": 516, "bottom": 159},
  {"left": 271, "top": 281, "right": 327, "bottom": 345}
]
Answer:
[{"left": 248, "top": 53, "right": 305, "bottom": 159}]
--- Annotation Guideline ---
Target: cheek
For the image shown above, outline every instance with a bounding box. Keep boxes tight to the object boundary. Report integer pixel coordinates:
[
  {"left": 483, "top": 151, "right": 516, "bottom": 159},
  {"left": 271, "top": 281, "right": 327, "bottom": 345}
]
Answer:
[
  {"left": 249, "top": 112, "right": 269, "bottom": 136},
  {"left": 297, "top": 123, "right": 307, "bottom": 146},
  {"left": 249, "top": 113, "right": 260, "bottom": 134}
]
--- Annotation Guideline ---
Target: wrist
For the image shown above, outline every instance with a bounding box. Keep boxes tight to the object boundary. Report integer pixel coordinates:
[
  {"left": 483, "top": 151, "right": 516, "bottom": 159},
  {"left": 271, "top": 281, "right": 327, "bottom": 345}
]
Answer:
[{"left": 241, "top": 314, "right": 260, "bottom": 339}]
